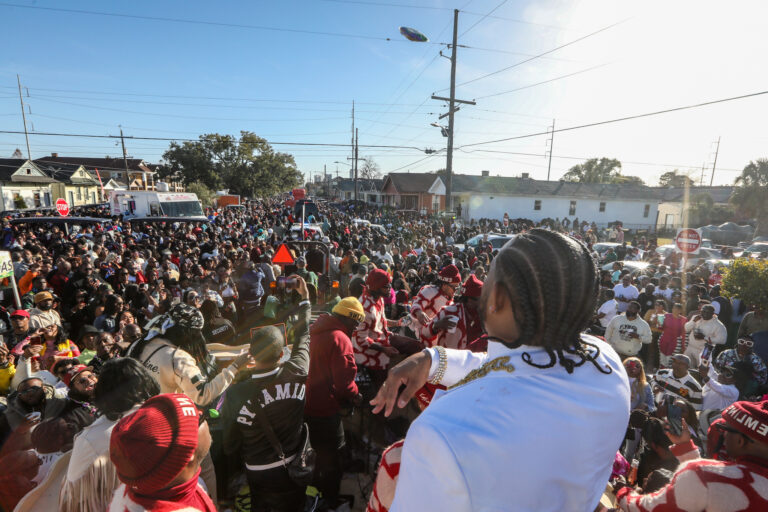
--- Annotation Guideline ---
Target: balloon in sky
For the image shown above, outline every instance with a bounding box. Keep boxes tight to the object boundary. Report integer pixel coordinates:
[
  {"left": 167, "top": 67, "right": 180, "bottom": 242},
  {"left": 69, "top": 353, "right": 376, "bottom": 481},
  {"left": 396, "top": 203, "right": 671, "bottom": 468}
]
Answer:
[{"left": 399, "top": 26, "right": 429, "bottom": 42}]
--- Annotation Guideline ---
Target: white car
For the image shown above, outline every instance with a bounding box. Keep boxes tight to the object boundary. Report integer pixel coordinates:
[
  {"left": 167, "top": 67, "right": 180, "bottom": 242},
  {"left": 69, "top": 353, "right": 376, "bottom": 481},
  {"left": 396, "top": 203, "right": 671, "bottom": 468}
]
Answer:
[{"left": 289, "top": 223, "right": 324, "bottom": 239}]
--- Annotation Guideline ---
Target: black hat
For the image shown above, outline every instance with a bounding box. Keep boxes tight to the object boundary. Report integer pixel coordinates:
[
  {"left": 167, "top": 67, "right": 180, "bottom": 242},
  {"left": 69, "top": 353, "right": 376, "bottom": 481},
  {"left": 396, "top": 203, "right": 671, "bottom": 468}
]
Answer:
[{"left": 78, "top": 324, "right": 101, "bottom": 342}]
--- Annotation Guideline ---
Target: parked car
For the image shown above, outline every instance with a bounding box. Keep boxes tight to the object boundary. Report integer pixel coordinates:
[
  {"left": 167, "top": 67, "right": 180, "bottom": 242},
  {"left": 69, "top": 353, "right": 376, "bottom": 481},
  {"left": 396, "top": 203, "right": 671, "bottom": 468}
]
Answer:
[
  {"left": 458, "top": 233, "right": 516, "bottom": 252},
  {"left": 600, "top": 261, "right": 654, "bottom": 276},
  {"left": 742, "top": 242, "right": 768, "bottom": 258}
]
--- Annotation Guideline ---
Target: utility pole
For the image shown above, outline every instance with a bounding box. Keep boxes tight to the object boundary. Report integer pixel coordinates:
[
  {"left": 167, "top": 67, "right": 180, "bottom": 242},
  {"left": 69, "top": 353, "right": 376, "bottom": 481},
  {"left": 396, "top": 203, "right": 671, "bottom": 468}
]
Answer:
[
  {"left": 351, "top": 101, "right": 355, "bottom": 180},
  {"left": 354, "top": 128, "right": 359, "bottom": 202},
  {"left": 16, "top": 75, "right": 31, "bottom": 160},
  {"left": 119, "top": 127, "right": 131, "bottom": 189},
  {"left": 546, "top": 119, "right": 555, "bottom": 181},
  {"left": 709, "top": 136, "right": 721, "bottom": 186},
  {"left": 699, "top": 162, "right": 706, "bottom": 187},
  {"left": 431, "top": 9, "right": 475, "bottom": 214}
]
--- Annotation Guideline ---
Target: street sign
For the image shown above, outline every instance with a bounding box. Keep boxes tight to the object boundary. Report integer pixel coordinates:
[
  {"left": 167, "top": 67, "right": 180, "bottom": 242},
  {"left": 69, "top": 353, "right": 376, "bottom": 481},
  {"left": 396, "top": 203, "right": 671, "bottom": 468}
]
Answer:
[
  {"left": 56, "top": 198, "right": 70, "bottom": 217},
  {"left": 675, "top": 228, "right": 702, "bottom": 254},
  {"left": 272, "top": 244, "right": 295, "bottom": 265},
  {"left": 0, "top": 251, "right": 13, "bottom": 279}
]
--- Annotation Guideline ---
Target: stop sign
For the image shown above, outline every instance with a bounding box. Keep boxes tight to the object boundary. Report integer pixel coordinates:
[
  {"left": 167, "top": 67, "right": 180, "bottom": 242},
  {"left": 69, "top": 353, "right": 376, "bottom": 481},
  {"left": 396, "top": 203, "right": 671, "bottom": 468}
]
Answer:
[
  {"left": 675, "top": 228, "right": 701, "bottom": 254},
  {"left": 56, "top": 198, "right": 70, "bottom": 217}
]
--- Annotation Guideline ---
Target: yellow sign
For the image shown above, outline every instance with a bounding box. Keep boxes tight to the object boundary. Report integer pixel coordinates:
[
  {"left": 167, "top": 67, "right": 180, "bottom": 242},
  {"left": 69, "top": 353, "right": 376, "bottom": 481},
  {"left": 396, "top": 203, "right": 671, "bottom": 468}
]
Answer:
[{"left": 0, "top": 252, "right": 12, "bottom": 279}]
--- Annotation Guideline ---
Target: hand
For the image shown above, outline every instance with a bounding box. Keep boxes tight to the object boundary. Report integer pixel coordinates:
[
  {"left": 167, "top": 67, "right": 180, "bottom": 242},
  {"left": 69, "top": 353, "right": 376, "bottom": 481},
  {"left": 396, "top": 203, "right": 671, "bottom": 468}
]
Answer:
[
  {"left": 370, "top": 350, "right": 431, "bottom": 416},
  {"left": 232, "top": 351, "right": 253, "bottom": 371},
  {"left": 383, "top": 346, "right": 399, "bottom": 357},
  {"left": 290, "top": 275, "right": 309, "bottom": 300},
  {"left": 351, "top": 393, "right": 364, "bottom": 407},
  {"left": 414, "top": 310, "right": 430, "bottom": 326},
  {"left": 665, "top": 417, "right": 692, "bottom": 445},
  {"left": 0, "top": 343, "right": 8, "bottom": 364},
  {"left": 22, "top": 344, "right": 42, "bottom": 359},
  {"left": 693, "top": 315, "right": 701, "bottom": 322},
  {"left": 433, "top": 316, "right": 458, "bottom": 332},
  {"left": 628, "top": 332, "right": 640, "bottom": 339}
]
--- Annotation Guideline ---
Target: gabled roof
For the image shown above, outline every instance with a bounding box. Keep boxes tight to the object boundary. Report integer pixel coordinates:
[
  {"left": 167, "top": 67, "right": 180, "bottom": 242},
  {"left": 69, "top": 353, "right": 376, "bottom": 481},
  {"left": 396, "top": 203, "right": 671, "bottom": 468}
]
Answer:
[
  {"left": 334, "top": 178, "right": 383, "bottom": 192},
  {"left": 654, "top": 186, "right": 735, "bottom": 204},
  {"left": 36, "top": 155, "right": 156, "bottom": 174},
  {"left": 33, "top": 160, "right": 100, "bottom": 185},
  {"left": 0, "top": 159, "right": 56, "bottom": 183},
  {"left": 383, "top": 173, "right": 441, "bottom": 194}
]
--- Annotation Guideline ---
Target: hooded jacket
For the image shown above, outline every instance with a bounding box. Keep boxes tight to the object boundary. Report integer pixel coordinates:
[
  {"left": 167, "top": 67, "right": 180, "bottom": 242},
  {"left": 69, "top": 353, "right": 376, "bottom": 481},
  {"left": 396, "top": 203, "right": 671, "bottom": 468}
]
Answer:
[
  {"left": 1, "top": 383, "right": 67, "bottom": 432},
  {"left": 305, "top": 313, "right": 359, "bottom": 417}
]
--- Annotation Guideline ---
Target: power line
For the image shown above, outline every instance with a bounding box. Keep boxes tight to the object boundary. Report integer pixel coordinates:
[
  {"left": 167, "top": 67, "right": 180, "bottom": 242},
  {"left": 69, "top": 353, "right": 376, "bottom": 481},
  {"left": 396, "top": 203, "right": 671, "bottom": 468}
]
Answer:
[
  {"left": 459, "top": 0, "right": 509, "bottom": 38},
  {"left": 437, "top": 18, "right": 627, "bottom": 92},
  {"left": 0, "top": 85, "right": 432, "bottom": 107},
  {"left": 0, "top": 2, "right": 414, "bottom": 43},
  {"left": 457, "top": 88, "right": 768, "bottom": 149},
  {"left": 475, "top": 62, "right": 611, "bottom": 100},
  {"left": 0, "top": 129, "right": 430, "bottom": 151}
]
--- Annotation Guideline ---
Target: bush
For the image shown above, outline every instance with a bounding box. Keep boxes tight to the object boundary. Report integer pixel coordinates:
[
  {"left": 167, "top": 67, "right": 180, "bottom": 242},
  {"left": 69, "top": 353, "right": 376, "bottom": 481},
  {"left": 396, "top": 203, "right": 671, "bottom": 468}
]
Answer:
[
  {"left": 14, "top": 196, "right": 28, "bottom": 210},
  {"left": 721, "top": 258, "right": 768, "bottom": 310}
]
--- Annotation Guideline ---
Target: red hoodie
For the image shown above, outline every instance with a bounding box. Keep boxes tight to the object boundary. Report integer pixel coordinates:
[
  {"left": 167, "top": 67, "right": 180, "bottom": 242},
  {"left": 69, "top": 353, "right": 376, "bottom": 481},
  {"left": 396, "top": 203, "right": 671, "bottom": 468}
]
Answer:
[{"left": 305, "top": 313, "right": 359, "bottom": 417}]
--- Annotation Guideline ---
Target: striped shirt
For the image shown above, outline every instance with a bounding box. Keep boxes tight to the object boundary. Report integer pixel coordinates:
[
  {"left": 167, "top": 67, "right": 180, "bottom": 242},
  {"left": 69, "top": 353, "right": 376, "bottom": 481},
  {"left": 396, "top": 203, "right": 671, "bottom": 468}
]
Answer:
[{"left": 653, "top": 369, "right": 703, "bottom": 410}]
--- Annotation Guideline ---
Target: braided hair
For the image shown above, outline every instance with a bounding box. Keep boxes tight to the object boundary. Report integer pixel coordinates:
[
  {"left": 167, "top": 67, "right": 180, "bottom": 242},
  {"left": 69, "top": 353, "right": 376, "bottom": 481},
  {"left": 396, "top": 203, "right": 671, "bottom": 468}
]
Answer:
[{"left": 485, "top": 228, "right": 611, "bottom": 375}]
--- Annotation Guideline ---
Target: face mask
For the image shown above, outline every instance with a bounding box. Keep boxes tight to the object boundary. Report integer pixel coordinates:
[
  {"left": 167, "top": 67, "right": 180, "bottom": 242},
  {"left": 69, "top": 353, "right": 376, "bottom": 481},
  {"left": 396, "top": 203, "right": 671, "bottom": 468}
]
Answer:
[{"left": 38, "top": 303, "right": 53, "bottom": 311}]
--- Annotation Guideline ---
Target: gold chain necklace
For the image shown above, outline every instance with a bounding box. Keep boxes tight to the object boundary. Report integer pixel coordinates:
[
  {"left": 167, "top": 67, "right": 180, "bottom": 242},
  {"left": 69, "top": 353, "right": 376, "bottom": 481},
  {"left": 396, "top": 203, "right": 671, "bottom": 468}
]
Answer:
[{"left": 448, "top": 356, "right": 516, "bottom": 390}]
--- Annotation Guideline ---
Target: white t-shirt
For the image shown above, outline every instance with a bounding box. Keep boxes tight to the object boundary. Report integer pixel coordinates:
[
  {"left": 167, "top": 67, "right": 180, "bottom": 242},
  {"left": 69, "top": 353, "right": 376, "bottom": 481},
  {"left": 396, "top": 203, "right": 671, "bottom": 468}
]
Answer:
[
  {"left": 613, "top": 284, "right": 639, "bottom": 312},
  {"left": 654, "top": 286, "right": 673, "bottom": 301},
  {"left": 598, "top": 299, "right": 619, "bottom": 328}
]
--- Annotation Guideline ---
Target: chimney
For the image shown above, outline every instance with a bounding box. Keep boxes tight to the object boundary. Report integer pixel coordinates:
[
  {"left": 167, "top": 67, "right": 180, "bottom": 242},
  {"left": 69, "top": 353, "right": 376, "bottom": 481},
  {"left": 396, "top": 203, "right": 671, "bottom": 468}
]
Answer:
[
  {"left": 51, "top": 152, "right": 58, "bottom": 158},
  {"left": 481, "top": 170, "right": 490, "bottom": 177},
  {"left": 521, "top": 172, "right": 530, "bottom": 179}
]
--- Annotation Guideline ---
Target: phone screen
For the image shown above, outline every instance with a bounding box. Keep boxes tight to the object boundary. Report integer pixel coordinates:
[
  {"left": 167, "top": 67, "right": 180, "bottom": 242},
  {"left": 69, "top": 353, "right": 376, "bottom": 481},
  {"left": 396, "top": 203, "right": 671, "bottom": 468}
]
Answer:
[
  {"left": 29, "top": 336, "right": 43, "bottom": 346},
  {"left": 700, "top": 343, "right": 713, "bottom": 362},
  {"left": 667, "top": 398, "right": 683, "bottom": 436}
]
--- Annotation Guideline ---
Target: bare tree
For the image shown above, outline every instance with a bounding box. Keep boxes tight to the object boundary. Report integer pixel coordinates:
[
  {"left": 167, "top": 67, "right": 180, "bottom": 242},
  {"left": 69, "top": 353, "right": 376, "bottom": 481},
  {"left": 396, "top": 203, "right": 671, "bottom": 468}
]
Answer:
[{"left": 359, "top": 158, "right": 381, "bottom": 179}]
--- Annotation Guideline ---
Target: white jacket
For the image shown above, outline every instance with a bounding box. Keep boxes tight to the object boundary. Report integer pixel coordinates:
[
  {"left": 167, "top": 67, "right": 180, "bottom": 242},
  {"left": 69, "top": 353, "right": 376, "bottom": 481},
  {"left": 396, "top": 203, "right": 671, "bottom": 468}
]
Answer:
[
  {"left": 133, "top": 338, "right": 236, "bottom": 406},
  {"left": 684, "top": 316, "right": 727, "bottom": 347},
  {"left": 604, "top": 314, "right": 653, "bottom": 356},
  {"left": 392, "top": 337, "right": 630, "bottom": 512}
]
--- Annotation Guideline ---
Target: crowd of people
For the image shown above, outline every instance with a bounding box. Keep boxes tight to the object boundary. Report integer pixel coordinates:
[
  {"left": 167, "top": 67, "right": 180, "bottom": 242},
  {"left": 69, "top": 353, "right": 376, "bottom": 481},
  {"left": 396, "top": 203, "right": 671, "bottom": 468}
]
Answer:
[{"left": 0, "top": 196, "right": 765, "bottom": 512}]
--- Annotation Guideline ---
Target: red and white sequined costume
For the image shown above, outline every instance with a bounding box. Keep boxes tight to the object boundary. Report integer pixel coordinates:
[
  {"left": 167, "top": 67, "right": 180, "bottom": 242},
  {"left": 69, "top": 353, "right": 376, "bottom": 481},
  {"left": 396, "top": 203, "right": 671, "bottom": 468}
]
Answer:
[
  {"left": 352, "top": 289, "right": 391, "bottom": 370},
  {"left": 617, "top": 439, "right": 768, "bottom": 511},
  {"left": 410, "top": 285, "right": 453, "bottom": 342},
  {"left": 366, "top": 440, "right": 404, "bottom": 512},
  {"left": 424, "top": 303, "right": 482, "bottom": 350}
]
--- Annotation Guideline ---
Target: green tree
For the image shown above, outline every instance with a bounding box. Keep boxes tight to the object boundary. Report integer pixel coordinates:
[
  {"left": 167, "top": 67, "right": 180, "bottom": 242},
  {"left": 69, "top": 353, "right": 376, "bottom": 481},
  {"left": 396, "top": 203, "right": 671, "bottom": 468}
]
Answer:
[
  {"left": 161, "top": 132, "right": 302, "bottom": 198},
  {"left": 562, "top": 158, "right": 623, "bottom": 183},
  {"left": 612, "top": 174, "right": 645, "bottom": 186},
  {"left": 730, "top": 159, "right": 768, "bottom": 236},
  {"left": 721, "top": 258, "right": 768, "bottom": 310},
  {"left": 185, "top": 182, "right": 215, "bottom": 208},
  {"left": 658, "top": 170, "right": 693, "bottom": 188}
]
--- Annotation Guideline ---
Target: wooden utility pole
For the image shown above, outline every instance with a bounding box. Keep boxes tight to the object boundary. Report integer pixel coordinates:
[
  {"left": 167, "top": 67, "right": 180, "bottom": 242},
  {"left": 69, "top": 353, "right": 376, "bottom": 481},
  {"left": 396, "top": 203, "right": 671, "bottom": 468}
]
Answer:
[
  {"left": 16, "top": 75, "right": 31, "bottom": 160},
  {"left": 709, "top": 136, "right": 721, "bottom": 186},
  {"left": 431, "top": 10, "right": 475, "bottom": 214}
]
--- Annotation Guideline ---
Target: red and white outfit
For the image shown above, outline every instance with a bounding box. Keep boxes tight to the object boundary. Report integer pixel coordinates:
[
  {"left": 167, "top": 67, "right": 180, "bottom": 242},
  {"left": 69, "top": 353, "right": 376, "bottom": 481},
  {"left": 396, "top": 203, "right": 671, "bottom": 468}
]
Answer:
[
  {"left": 410, "top": 285, "right": 453, "bottom": 342},
  {"left": 618, "top": 400, "right": 768, "bottom": 512},
  {"left": 367, "top": 441, "right": 404, "bottom": 512},
  {"left": 352, "top": 290, "right": 392, "bottom": 370},
  {"left": 424, "top": 303, "right": 482, "bottom": 350}
]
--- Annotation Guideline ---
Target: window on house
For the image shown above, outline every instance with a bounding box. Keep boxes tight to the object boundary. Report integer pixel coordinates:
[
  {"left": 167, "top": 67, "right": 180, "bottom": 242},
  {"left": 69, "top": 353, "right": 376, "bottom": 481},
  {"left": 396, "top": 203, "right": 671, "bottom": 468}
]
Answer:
[
  {"left": 534, "top": 200, "right": 541, "bottom": 210},
  {"left": 33, "top": 193, "right": 41, "bottom": 207},
  {"left": 599, "top": 202, "right": 606, "bottom": 212},
  {"left": 77, "top": 188, "right": 82, "bottom": 200},
  {"left": 569, "top": 200, "right": 576, "bottom": 216},
  {"left": 644, "top": 204, "right": 650, "bottom": 218},
  {"left": 26, "top": 169, "right": 31, "bottom": 174}
]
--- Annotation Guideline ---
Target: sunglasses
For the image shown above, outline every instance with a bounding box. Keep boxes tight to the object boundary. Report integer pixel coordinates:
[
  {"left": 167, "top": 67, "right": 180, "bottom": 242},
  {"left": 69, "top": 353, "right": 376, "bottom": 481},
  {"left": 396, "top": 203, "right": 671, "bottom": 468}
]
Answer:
[
  {"left": 716, "top": 422, "right": 754, "bottom": 442},
  {"left": 19, "top": 386, "right": 42, "bottom": 394},
  {"left": 738, "top": 339, "right": 754, "bottom": 348}
]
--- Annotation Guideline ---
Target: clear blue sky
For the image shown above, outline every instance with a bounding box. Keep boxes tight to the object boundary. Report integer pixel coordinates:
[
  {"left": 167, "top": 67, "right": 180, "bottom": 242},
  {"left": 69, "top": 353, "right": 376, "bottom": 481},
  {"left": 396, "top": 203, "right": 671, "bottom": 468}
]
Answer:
[{"left": 2, "top": 1, "right": 767, "bottom": 185}]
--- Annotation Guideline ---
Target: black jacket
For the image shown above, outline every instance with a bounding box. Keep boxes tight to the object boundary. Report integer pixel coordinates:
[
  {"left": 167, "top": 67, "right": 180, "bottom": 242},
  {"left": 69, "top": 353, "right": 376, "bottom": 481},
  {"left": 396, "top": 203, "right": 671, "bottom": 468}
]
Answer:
[{"left": 221, "top": 302, "right": 310, "bottom": 467}]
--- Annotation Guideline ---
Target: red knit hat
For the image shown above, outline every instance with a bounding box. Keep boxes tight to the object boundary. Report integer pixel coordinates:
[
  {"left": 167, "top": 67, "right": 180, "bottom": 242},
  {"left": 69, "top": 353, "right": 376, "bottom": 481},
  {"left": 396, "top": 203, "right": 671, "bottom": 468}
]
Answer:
[
  {"left": 366, "top": 269, "right": 391, "bottom": 290},
  {"left": 462, "top": 275, "right": 483, "bottom": 298},
  {"left": 110, "top": 394, "right": 201, "bottom": 493},
  {"left": 721, "top": 400, "right": 768, "bottom": 443},
  {"left": 438, "top": 264, "right": 461, "bottom": 286},
  {"left": 62, "top": 365, "right": 91, "bottom": 389}
]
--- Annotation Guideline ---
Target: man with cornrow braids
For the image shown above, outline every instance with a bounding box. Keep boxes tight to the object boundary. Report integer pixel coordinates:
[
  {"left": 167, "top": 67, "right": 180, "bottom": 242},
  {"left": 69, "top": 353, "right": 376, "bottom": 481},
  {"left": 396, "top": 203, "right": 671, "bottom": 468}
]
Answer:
[{"left": 370, "top": 229, "right": 630, "bottom": 511}]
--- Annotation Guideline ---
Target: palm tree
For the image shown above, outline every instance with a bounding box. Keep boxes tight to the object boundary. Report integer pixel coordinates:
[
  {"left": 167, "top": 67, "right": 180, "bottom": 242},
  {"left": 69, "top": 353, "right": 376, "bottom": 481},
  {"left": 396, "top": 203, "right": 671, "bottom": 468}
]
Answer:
[{"left": 730, "top": 159, "right": 768, "bottom": 236}]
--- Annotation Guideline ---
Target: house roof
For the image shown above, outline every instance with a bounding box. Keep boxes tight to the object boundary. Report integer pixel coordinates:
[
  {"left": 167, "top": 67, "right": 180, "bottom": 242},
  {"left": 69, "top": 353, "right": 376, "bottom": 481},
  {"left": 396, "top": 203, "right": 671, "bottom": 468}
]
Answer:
[
  {"left": 0, "top": 159, "right": 57, "bottom": 183},
  {"left": 37, "top": 155, "right": 155, "bottom": 175},
  {"left": 429, "top": 173, "right": 661, "bottom": 200},
  {"left": 383, "top": 173, "right": 441, "bottom": 194},
  {"left": 335, "top": 178, "right": 383, "bottom": 192},
  {"left": 33, "top": 160, "right": 100, "bottom": 185},
  {"left": 654, "top": 185, "right": 735, "bottom": 204}
]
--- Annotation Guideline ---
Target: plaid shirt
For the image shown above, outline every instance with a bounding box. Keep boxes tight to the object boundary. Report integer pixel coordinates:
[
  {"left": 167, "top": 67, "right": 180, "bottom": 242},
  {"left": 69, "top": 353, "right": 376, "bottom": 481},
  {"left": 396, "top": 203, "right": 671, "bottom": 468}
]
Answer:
[{"left": 352, "top": 290, "right": 390, "bottom": 370}]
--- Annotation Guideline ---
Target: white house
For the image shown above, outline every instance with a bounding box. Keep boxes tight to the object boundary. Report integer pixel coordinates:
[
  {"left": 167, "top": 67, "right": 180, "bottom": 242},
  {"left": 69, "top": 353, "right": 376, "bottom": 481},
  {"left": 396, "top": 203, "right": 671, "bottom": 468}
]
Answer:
[
  {"left": 654, "top": 186, "right": 734, "bottom": 230},
  {"left": 0, "top": 159, "right": 57, "bottom": 211},
  {"left": 426, "top": 172, "right": 661, "bottom": 229}
]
